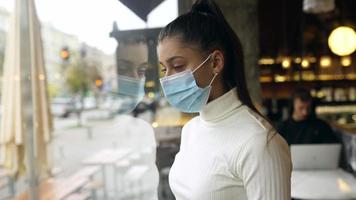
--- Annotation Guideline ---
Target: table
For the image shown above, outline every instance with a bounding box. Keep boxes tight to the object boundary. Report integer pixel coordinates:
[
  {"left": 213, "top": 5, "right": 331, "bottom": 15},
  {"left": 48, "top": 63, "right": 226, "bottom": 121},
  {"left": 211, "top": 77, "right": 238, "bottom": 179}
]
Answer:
[
  {"left": 13, "top": 176, "right": 88, "bottom": 200},
  {"left": 0, "top": 168, "right": 15, "bottom": 197},
  {"left": 292, "top": 169, "right": 356, "bottom": 199},
  {"left": 82, "top": 149, "right": 131, "bottom": 199},
  {"left": 154, "top": 126, "right": 181, "bottom": 145}
]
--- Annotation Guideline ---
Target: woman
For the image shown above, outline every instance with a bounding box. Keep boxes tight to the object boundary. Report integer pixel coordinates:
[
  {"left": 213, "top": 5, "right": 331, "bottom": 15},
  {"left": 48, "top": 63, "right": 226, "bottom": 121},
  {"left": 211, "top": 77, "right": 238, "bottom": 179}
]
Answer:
[{"left": 157, "top": 0, "right": 292, "bottom": 199}]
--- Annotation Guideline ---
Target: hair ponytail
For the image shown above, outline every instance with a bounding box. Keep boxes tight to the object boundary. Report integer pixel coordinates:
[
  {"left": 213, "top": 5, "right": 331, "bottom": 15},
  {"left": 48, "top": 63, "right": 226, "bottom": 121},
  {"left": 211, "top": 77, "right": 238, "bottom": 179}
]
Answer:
[
  {"left": 188, "top": 0, "right": 259, "bottom": 115},
  {"left": 191, "top": 0, "right": 216, "bottom": 14}
]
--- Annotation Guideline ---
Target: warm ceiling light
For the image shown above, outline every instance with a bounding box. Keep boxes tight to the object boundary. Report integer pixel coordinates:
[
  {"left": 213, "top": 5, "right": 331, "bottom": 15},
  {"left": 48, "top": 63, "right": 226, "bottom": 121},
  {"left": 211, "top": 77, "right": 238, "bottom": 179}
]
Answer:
[
  {"left": 320, "top": 56, "right": 332, "bottom": 68},
  {"left": 152, "top": 122, "right": 158, "bottom": 128},
  {"left": 294, "top": 57, "right": 302, "bottom": 63},
  {"left": 328, "top": 26, "right": 356, "bottom": 56},
  {"left": 282, "top": 58, "right": 291, "bottom": 69},
  {"left": 275, "top": 75, "right": 287, "bottom": 82},
  {"left": 148, "top": 92, "right": 155, "bottom": 98},
  {"left": 259, "top": 58, "right": 275, "bottom": 65},
  {"left": 301, "top": 59, "right": 310, "bottom": 68},
  {"left": 309, "top": 57, "right": 317, "bottom": 63},
  {"left": 145, "top": 81, "right": 155, "bottom": 88},
  {"left": 341, "top": 56, "right": 352, "bottom": 67}
]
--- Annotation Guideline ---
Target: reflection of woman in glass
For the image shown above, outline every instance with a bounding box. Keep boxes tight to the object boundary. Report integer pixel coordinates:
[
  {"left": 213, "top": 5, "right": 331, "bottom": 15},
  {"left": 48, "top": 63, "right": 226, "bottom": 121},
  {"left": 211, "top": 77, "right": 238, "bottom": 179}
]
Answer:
[
  {"left": 115, "top": 42, "right": 148, "bottom": 114},
  {"left": 113, "top": 41, "right": 159, "bottom": 199},
  {"left": 158, "top": 0, "right": 292, "bottom": 199}
]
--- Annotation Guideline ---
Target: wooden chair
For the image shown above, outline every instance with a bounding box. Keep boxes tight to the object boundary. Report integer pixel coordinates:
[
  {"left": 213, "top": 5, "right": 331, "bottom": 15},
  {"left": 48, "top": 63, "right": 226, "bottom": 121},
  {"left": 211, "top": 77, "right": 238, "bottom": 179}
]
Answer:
[{"left": 0, "top": 168, "right": 15, "bottom": 199}]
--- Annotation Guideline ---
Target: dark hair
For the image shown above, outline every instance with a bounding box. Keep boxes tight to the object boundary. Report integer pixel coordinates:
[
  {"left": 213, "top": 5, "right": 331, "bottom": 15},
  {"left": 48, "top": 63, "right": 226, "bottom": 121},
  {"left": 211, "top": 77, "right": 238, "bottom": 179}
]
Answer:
[
  {"left": 292, "top": 88, "right": 313, "bottom": 102},
  {"left": 289, "top": 88, "right": 315, "bottom": 117},
  {"left": 158, "top": 0, "right": 260, "bottom": 116}
]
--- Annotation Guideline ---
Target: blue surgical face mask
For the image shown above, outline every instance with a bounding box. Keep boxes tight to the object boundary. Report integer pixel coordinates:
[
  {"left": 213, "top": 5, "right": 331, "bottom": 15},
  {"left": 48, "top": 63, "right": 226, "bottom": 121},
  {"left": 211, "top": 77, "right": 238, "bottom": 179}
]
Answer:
[
  {"left": 116, "top": 75, "right": 145, "bottom": 114},
  {"left": 159, "top": 54, "right": 218, "bottom": 113}
]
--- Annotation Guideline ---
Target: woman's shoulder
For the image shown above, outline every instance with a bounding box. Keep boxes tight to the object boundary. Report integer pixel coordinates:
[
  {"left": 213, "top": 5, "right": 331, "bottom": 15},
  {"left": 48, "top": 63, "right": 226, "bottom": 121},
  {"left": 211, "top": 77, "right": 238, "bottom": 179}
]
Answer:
[
  {"left": 231, "top": 129, "right": 291, "bottom": 180},
  {"left": 235, "top": 132, "right": 291, "bottom": 173},
  {"left": 243, "top": 132, "right": 289, "bottom": 153},
  {"left": 225, "top": 106, "right": 275, "bottom": 138},
  {"left": 181, "top": 116, "right": 200, "bottom": 133},
  {"left": 232, "top": 108, "right": 289, "bottom": 154},
  {"left": 243, "top": 108, "right": 273, "bottom": 130},
  {"left": 179, "top": 116, "right": 200, "bottom": 141}
]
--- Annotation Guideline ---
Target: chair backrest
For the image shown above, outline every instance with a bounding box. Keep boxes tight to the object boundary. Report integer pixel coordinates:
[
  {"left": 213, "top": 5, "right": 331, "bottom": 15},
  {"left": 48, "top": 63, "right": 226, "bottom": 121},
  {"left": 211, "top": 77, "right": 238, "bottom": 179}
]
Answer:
[{"left": 156, "top": 144, "right": 179, "bottom": 170}]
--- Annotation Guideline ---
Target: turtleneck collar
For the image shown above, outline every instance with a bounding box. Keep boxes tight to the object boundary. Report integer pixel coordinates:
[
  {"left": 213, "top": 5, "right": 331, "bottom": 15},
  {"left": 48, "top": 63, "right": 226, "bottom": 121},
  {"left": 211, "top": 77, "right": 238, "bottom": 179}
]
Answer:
[{"left": 200, "top": 88, "right": 243, "bottom": 123}]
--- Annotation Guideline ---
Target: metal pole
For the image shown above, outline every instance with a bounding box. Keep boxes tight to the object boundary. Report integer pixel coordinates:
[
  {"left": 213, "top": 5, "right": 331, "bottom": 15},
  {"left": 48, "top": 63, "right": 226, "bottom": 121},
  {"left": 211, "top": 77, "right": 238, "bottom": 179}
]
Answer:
[
  {"left": 147, "top": 38, "right": 160, "bottom": 93},
  {"left": 19, "top": 0, "right": 38, "bottom": 199}
]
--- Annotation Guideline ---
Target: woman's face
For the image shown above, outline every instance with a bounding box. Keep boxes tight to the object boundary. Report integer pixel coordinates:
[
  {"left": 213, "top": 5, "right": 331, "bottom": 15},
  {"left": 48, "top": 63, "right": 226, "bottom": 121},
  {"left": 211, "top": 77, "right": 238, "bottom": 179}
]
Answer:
[
  {"left": 117, "top": 42, "right": 148, "bottom": 78},
  {"left": 157, "top": 36, "right": 217, "bottom": 88}
]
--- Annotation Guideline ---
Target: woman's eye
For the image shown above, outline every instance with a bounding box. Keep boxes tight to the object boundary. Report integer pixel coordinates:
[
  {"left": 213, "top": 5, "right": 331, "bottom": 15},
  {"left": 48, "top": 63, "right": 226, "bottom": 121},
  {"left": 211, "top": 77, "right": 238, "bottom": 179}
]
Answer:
[
  {"left": 174, "top": 65, "right": 184, "bottom": 69},
  {"left": 161, "top": 68, "right": 167, "bottom": 72},
  {"left": 173, "top": 65, "right": 186, "bottom": 72}
]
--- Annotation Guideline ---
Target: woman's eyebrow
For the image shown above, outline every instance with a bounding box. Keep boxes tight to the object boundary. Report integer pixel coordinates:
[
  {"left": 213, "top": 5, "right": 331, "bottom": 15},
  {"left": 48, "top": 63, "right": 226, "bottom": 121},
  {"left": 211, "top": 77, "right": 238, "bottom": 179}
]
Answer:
[
  {"left": 166, "top": 56, "right": 184, "bottom": 63},
  {"left": 159, "top": 56, "right": 185, "bottom": 67}
]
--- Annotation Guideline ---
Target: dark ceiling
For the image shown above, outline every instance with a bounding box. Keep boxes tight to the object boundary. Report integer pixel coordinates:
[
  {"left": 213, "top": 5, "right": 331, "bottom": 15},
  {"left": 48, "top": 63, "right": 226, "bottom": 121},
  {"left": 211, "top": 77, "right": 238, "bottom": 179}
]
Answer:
[
  {"left": 258, "top": 0, "right": 356, "bottom": 57},
  {"left": 117, "top": 0, "right": 356, "bottom": 57}
]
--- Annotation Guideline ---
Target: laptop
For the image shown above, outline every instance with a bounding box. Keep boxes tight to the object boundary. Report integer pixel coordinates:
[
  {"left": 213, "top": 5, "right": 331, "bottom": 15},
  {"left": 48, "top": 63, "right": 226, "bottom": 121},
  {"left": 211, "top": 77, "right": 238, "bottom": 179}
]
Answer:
[{"left": 290, "top": 144, "right": 341, "bottom": 170}]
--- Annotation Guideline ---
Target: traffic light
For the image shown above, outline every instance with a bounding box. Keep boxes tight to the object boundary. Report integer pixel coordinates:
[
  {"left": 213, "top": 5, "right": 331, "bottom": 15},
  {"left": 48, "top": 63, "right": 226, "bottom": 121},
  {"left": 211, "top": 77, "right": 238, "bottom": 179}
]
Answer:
[
  {"left": 60, "top": 47, "right": 70, "bottom": 61},
  {"left": 95, "top": 79, "right": 103, "bottom": 88}
]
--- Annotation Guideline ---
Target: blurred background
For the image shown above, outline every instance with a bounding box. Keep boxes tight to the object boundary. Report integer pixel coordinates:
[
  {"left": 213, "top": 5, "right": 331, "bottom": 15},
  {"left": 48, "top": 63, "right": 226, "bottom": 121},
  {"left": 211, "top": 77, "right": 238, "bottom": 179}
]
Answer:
[{"left": 0, "top": 0, "right": 355, "bottom": 200}]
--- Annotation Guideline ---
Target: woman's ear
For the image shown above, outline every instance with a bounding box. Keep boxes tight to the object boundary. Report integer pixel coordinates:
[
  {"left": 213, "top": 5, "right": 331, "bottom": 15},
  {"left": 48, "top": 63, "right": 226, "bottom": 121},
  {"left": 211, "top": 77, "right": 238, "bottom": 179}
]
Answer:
[{"left": 211, "top": 50, "right": 224, "bottom": 74}]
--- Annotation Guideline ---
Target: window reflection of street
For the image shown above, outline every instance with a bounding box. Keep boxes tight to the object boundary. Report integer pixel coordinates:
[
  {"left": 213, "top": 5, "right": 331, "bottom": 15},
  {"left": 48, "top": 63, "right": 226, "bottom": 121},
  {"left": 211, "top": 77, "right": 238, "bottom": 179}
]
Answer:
[{"left": 110, "top": 40, "right": 159, "bottom": 199}]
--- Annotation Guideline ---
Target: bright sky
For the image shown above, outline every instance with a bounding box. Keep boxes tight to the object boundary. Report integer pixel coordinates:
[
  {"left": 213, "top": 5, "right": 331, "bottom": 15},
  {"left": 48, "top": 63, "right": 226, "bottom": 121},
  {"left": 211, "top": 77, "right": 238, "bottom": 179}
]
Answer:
[{"left": 0, "top": 0, "right": 178, "bottom": 54}]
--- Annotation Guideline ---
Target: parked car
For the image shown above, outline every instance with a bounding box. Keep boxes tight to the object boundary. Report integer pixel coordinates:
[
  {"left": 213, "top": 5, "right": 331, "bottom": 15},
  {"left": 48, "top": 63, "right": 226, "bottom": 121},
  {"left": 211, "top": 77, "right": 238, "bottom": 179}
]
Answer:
[
  {"left": 51, "top": 97, "right": 76, "bottom": 118},
  {"left": 82, "top": 97, "right": 97, "bottom": 110}
]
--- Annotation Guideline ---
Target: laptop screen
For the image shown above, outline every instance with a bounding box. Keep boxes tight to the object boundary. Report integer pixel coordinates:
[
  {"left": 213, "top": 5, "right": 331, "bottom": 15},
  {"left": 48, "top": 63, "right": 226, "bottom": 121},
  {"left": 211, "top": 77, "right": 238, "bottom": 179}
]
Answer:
[{"left": 291, "top": 144, "right": 341, "bottom": 170}]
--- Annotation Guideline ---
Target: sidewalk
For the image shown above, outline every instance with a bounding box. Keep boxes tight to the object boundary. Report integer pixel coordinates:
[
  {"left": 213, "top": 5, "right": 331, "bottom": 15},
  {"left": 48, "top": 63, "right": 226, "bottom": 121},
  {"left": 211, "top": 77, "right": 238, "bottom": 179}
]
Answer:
[{"left": 8, "top": 111, "right": 160, "bottom": 200}]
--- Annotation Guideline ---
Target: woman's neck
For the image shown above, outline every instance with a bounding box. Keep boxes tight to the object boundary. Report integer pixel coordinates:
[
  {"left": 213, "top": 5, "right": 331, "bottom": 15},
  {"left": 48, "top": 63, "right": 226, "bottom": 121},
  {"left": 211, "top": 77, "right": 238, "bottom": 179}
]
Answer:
[{"left": 208, "top": 82, "right": 230, "bottom": 103}]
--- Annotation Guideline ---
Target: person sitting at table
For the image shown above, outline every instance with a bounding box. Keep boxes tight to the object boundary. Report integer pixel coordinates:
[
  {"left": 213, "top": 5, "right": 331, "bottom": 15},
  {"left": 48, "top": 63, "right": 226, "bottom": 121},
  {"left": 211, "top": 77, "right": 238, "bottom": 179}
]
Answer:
[{"left": 277, "top": 88, "right": 340, "bottom": 145}]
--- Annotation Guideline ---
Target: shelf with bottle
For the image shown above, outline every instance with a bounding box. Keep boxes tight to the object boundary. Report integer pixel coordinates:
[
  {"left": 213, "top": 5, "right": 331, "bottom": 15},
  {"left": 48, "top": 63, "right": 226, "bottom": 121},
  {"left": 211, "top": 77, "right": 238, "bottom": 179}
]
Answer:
[
  {"left": 259, "top": 54, "right": 356, "bottom": 84},
  {"left": 261, "top": 79, "right": 356, "bottom": 100}
]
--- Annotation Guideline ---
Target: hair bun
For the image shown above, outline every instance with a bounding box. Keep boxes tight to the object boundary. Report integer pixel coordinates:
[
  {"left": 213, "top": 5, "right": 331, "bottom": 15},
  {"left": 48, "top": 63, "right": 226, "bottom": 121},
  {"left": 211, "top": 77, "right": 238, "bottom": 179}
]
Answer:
[{"left": 191, "top": 0, "right": 213, "bottom": 15}]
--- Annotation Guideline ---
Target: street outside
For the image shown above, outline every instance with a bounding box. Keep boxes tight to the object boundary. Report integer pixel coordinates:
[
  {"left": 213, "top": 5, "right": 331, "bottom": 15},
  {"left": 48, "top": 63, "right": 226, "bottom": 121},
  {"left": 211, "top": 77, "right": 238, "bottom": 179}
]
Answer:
[{"left": 9, "top": 109, "right": 160, "bottom": 200}]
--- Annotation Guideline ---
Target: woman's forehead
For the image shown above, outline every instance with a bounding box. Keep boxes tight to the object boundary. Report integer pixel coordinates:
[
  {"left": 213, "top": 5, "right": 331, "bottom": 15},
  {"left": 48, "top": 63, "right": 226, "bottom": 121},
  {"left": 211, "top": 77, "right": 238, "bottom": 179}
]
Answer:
[
  {"left": 117, "top": 43, "right": 148, "bottom": 64},
  {"left": 159, "top": 37, "right": 185, "bottom": 51},
  {"left": 158, "top": 37, "right": 201, "bottom": 60}
]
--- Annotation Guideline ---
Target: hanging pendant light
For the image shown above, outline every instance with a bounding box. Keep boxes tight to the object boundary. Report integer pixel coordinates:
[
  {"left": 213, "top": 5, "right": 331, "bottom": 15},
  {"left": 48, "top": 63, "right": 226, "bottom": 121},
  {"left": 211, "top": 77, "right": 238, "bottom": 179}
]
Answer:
[{"left": 328, "top": 26, "right": 356, "bottom": 56}]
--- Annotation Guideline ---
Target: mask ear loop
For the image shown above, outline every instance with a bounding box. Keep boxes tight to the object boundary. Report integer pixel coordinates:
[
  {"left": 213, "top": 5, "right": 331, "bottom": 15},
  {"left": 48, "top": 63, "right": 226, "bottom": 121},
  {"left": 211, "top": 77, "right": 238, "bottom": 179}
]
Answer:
[
  {"left": 192, "top": 54, "right": 212, "bottom": 73},
  {"left": 209, "top": 73, "right": 218, "bottom": 86}
]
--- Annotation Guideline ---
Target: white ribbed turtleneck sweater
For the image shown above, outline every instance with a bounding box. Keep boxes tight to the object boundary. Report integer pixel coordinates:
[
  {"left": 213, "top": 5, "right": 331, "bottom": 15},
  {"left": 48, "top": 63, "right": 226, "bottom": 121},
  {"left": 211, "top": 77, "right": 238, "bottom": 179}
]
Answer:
[{"left": 169, "top": 88, "right": 292, "bottom": 200}]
